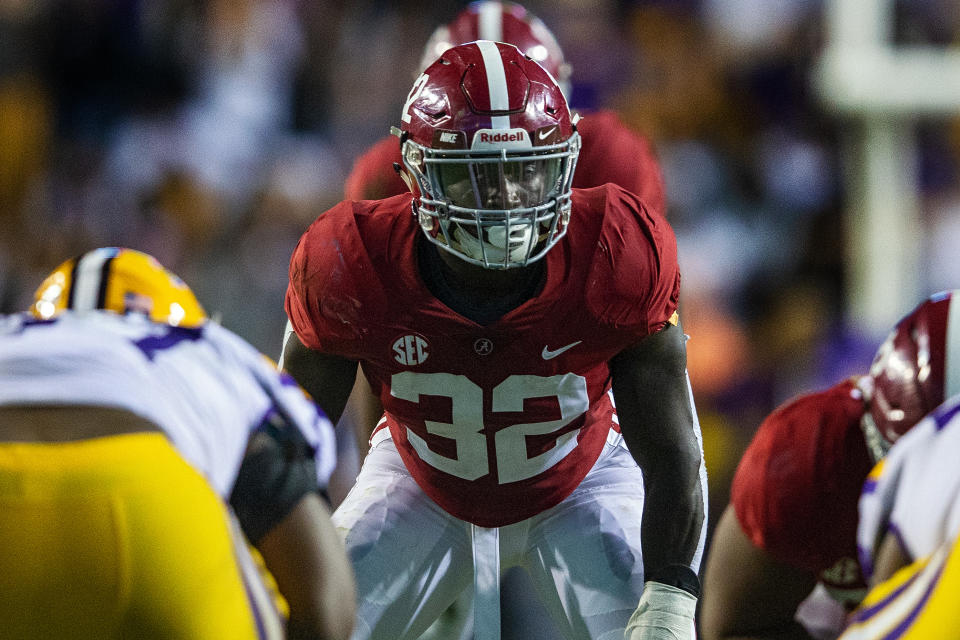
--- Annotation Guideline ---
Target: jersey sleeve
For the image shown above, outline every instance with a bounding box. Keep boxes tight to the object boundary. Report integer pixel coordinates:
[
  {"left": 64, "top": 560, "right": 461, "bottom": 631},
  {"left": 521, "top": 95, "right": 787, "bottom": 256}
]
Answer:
[
  {"left": 859, "top": 399, "right": 960, "bottom": 578},
  {"left": 584, "top": 184, "right": 680, "bottom": 337},
  {"left": 731, "top": 381, "right": 872, "bottom": 573},
  {"left": 575, "top": 110, "right": 666, "bottom": 215},
  {"left": 207, "top": 321, "right": 338, "bottom": 488},
  {"left": 284, "top": 201, "right": 387, "bottom": 356},
  {"left": 343, "top": 135, "right": 409, "bottom": 201}
]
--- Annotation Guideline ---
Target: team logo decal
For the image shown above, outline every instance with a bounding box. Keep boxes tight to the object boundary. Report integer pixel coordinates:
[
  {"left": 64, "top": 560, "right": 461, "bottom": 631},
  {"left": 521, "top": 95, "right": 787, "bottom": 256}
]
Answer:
[
  {"left": 474, "top": 338, "right": 493, "bottom": 356},
  {"left": 393, "top": 333, "right": 429, "bottom": 366}
]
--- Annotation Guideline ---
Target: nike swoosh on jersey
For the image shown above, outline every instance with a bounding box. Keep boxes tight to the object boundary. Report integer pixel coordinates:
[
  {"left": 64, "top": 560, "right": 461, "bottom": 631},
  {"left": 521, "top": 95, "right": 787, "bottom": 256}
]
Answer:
[{"left": 541, "top": 341, "right": 582, "bottom": 360}]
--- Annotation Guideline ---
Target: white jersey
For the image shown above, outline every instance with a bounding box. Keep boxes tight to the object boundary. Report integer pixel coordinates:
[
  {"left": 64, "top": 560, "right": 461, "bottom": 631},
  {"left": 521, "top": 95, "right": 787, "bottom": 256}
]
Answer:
[
  {"left": 856, "top": 394, "right": 960, "bottom": 580},
  {"left": 0, "top": 311, "right": 337, "bottom": 497}
]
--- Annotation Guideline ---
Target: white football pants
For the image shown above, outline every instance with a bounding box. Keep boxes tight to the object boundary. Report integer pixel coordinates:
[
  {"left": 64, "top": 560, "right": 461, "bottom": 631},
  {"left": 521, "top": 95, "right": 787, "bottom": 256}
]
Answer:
[{"left": 332, "top": 431, "right": 650, "bottom": 640}]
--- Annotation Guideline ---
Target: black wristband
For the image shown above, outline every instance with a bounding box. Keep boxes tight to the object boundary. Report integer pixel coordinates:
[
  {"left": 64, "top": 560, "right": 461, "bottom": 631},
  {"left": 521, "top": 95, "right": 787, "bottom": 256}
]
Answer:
[{"left": 646, "top": 564, "right": 701, "bottom": 598}]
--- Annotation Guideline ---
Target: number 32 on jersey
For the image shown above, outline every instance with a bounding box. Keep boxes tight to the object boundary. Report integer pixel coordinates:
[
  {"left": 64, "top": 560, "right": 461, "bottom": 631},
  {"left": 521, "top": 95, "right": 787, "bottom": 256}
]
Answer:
[{"left": 390, "top": 371, "right": 589, "bottom": 484}]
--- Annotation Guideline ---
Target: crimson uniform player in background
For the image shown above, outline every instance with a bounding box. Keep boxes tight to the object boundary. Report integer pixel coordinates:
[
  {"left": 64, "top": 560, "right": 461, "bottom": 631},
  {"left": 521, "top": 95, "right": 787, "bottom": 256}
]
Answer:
[
  {"left": 343, "top": 1, "right": 665, "bottom": 209},
  {"left": 700, "top": 290, "right": 960, "bottom": 640},
  {"left": 282, "top": 42, "right": 706, "bottom": 640}
]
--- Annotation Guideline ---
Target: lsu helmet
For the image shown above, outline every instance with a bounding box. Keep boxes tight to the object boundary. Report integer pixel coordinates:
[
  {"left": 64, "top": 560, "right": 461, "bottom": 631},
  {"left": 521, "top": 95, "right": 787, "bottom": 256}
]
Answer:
[
  {"left": 419, "top": 1, "right": 571, "bottom": 97},
  {"left": 398, "top": 40, "right": 580, "bottom": 269},
  {"left": 31, "top": 247, "right": 207, "bottom": 328},
  {"left": 861, "top": 290, "right": 960, "bottom": 461}
]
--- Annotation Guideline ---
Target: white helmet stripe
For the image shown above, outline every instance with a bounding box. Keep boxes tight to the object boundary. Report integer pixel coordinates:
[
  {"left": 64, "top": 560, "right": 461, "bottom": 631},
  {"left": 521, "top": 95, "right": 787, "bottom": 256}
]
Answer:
[
  {"left": 478, "top": 2, "right": 503, "bottom": 42},
  {"left": 476, "top": 40, "right": 511, "bottom": 129},
  {"left": 71, "top": 249, "right": 115, "bottom": 311},
  {"left": 945, "top": 290, "right": 960, "bottom": 401}
]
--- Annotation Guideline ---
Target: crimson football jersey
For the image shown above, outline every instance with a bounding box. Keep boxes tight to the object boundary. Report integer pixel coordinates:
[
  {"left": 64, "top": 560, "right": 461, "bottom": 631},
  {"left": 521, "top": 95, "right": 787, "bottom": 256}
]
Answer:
[
  {"left": 732, "top": 379, "right": 873, "bottom": 605},
  {"left": 286, "top": 184, "right": 679, "bottom": 526},
  {"left": 343, "top": 109, "right": 666, "bottom": 215}
]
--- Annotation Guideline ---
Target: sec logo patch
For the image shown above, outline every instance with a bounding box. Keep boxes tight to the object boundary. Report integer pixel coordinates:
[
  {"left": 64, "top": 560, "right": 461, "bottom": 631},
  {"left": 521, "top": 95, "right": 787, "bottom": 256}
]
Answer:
[{"left": 392, "top": 334, "right": 429, "bottom": 366}]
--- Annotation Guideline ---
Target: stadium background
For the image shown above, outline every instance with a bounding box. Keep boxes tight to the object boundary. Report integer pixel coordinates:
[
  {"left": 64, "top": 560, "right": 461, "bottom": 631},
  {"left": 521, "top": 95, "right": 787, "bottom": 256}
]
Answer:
[{"left": 0, "top": 0, "right": 958, "bottom": 543}]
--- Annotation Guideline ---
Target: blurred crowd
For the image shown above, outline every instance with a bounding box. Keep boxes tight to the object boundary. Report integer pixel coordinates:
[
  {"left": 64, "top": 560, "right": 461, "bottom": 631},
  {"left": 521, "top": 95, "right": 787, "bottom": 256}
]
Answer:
[{"left": 2, "top": 0, "right": 960, "bottom": 533}]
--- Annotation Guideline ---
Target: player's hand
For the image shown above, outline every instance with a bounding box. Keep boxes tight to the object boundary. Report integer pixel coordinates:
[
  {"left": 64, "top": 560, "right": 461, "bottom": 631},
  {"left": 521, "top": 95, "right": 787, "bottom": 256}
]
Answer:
[{"left": 624, "top": 581, "right": 697, "bottom": 640}]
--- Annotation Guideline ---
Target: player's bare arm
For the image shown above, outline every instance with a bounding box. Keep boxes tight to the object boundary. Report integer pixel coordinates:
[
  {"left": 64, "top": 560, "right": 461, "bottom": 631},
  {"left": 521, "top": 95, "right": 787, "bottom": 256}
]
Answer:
[
  {"left": 701, "top": 506, "right": 819, "bottom": 640},
  {"left": 868, "top": 530, "right": 911, "bottom": 587},
  {"left": 281, "top": 329, "right": 359, "bottom": 426},
  {"left": 258, "top": 494, "right": 356, "bottom": 640},
  {"left": 610, "top": 321, "right": 704, "bottom": 577},
  {"left": 612, "top": 320, "right": 705, "bottom": 640},
  {"left": 232, "top": 422, "right": 356, "bottom": 640}
]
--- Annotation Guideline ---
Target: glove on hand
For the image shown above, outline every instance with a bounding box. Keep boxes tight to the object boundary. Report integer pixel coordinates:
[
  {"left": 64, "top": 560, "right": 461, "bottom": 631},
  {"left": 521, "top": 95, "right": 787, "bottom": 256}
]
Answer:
[{"left": 624, "top": 581, "right": 697, "bottom": 640}]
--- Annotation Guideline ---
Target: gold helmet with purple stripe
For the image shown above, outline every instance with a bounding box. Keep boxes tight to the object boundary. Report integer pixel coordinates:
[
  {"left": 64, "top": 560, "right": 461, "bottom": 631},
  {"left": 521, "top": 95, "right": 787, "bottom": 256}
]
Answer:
[{"left": 31, "top": 247, "right": 207, "bottom": 328}]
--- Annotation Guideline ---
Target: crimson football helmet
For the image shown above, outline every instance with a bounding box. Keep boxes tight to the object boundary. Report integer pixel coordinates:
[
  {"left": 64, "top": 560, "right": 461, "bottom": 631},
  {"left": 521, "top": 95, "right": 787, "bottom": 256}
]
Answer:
[
  {"left": 860, "top": 290, "right": 960, "bottom": 461},
  {"left": 419, "top": 1, "right": 571, "bottom": 97},
  {"left": 397, "top": 40, "right": 580, "bottom": 269}
]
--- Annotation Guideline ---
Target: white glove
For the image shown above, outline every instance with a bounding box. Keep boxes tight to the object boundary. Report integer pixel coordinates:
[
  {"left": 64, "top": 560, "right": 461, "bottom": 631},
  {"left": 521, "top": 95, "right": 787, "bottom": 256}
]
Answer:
[{"left": 624, "top": 581, "right": 697, "bottom": 640}]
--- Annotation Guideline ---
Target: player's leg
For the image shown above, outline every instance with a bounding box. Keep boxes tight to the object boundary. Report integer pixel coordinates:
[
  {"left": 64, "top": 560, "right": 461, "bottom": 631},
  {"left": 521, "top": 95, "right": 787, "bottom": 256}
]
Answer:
[
  {"left": 0, "top": 439, "right": 129, "bottom": 639},
  {"left": 333, "top": 437, "right": 473, "bottom": 640},
  {"left": 117, "top": 433, "right": 284, "bottom": 639},
  {"left": 522, "top": 439, "right": 648, "bottom": 640},
  {"left": 0, "top": 433, "right": 279, "bottom": 640},
  {"left": 501, "top": 567, "right": 563, "bottom": 640}
]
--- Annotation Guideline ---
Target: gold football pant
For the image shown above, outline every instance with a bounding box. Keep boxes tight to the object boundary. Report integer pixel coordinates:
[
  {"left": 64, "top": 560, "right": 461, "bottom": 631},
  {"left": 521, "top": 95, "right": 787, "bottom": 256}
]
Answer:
[
  {"left": 0, "top": 432, "right": 282, "bottom": 639},
  {"left": 841, "top": 535, "right": 960, "bottom": 640}
]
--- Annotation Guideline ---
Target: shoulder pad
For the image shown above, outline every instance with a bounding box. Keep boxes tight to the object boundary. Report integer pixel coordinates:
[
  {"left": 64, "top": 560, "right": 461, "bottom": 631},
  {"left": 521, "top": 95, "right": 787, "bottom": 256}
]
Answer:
[
  {"left": 285, "top": 200, "right": 390, "bottom": 351},
  {"left": 581, "top": 184, "right": 679, "bottom": 334}
]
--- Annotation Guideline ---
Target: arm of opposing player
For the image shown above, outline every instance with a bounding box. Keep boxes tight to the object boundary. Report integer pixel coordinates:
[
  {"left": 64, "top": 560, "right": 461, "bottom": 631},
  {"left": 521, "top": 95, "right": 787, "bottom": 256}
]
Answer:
[
  {"left": 258, "top": 493, "right": 356, "bottom": 640},
  {"left": 611, "top": 321, "right": 706, "bottom": 639},
  {"left": 700, "top": 506, "right": 819, "bottom": 640},
  {"left": 230, "top": 413, "right": 355, "bottom": 640}
]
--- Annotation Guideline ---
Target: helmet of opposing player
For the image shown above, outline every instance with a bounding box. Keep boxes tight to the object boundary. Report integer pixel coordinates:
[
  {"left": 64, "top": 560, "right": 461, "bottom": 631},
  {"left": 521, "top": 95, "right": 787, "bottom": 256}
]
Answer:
[
  {"left": 397, "top": 40, "right": 580, "bottom": 269},
  {"left": 31, "top": 247, "right": 208, "bottom": 328},
  {"left": 419, "top": 1, "right": 572, "bottom": 97},
  {"left": 860, "top": 290, "right": 960, "bottom": 461}
]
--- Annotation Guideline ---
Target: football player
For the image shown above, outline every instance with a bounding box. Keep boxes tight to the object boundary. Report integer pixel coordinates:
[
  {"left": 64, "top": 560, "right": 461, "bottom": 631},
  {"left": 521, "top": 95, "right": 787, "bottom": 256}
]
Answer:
[
  {"left": 700, "top": 291, "right": 960, "bottom": 640},
  {"left": 344, "top": 1, "right": 665, "bottom": 210},
  {"left": 837, "top": 392, "right": 960, "bottom": 639},
  {"left": 0, "top": 247, "right": 354, "bottom": 640},
  {"left": 282, "top": 42, "right": 706, "bottom": 640}
]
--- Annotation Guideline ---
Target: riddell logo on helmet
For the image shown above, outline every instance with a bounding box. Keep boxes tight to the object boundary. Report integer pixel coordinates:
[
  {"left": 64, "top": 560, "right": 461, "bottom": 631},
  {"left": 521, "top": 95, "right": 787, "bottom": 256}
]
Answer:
[
  {"left": 479, "top": 131, "right": 522, "bottom": 143},
  {"left": 471, "top": 128, "right": 531, "bottom": 150}
]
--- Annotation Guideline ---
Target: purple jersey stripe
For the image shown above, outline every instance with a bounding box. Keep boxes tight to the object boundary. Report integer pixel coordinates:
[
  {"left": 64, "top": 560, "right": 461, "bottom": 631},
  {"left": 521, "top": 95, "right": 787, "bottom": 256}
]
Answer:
[
  {"left": 882, "top": 561, "right": 945, "bottom": 640},
  {"left": 858, "top": 543, "right": 875, "bottom": 583},
  {"left": 241, "top": 575, "right": 270, "bottom": 640},
  {"left": 933, "top": 399, "right": 960, "bottom": 431},
  {"left": 848, "top": 566, "right": 922, "bottom": 625}
]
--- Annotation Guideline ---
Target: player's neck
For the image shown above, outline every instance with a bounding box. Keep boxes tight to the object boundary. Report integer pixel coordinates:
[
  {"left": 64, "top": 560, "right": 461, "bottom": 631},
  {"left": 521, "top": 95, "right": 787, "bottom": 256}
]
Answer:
[{"left": 418, "top": 238, "right": 545, "bottom": 325}]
